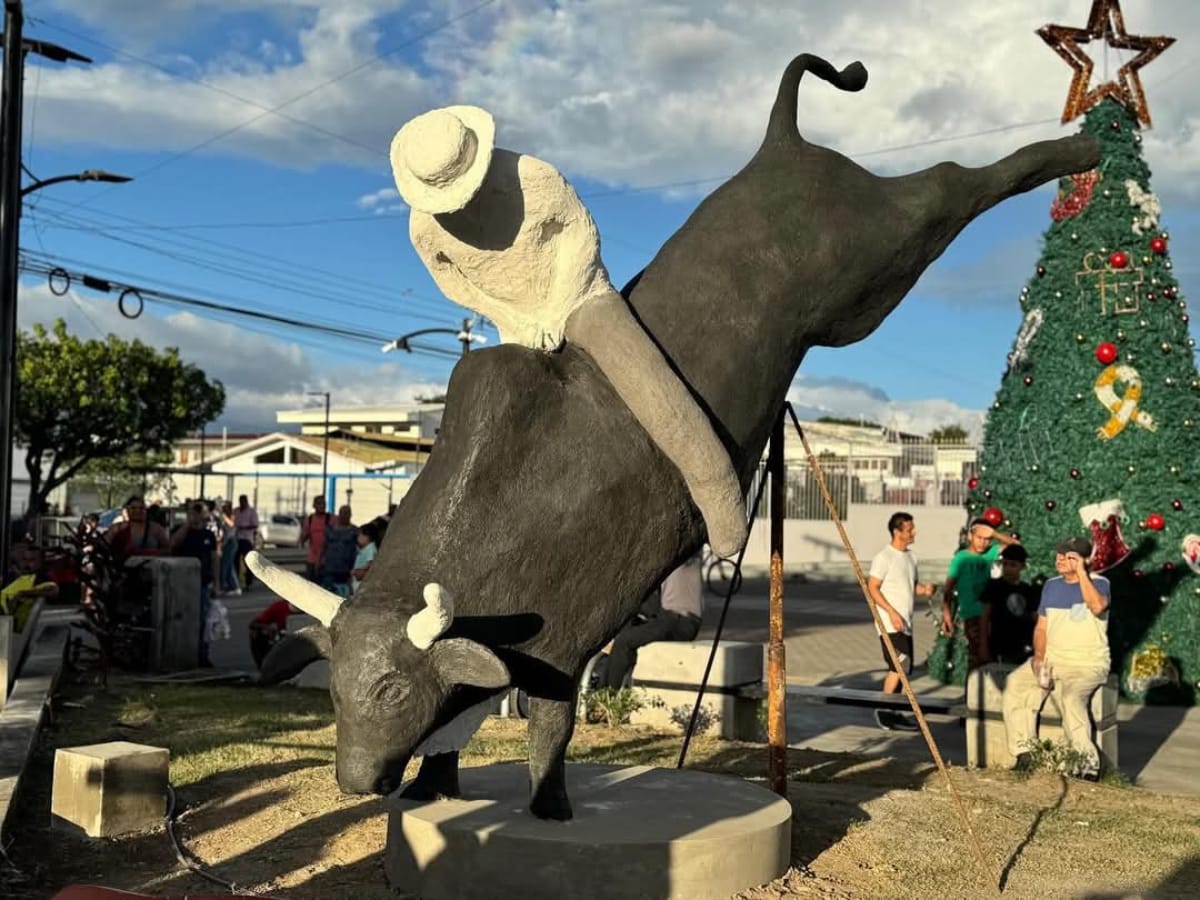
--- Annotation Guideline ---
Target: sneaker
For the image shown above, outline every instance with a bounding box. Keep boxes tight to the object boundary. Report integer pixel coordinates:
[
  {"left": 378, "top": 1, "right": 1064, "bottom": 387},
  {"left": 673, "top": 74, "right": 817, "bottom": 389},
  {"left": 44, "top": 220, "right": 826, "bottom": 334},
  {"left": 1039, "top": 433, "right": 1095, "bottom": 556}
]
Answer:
[
  {"left": 1012, "top": 752, "right": 1035, "bottom": 772},
  {"left": 889, "top": 713, "right": 920, "bottom": 733},
  {"left": 874, "top": 709, "right": 898, "bottom": 731},
  {"left": 1075, "top": 769, "right": 1100, "bottom": 783}
]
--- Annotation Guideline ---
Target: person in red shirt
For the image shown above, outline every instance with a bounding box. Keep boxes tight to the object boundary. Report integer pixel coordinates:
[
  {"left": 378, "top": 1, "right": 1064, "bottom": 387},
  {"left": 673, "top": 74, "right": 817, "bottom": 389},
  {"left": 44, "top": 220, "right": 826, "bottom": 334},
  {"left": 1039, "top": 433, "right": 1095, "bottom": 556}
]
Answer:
[
  {"left": 301, "top": 495, "right": 333, "bottom": 583},
  {"left": 249, "top": 598, "right": 298, "bottom": 669}
]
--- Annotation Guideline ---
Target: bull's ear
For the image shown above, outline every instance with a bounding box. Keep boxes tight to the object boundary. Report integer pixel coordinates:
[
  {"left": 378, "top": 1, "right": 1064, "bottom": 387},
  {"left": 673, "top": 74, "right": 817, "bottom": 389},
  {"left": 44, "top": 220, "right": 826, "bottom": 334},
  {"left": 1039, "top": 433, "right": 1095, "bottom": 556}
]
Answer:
[
  {"left": 429, "top": 638, "right": 510, "bottom": 690},
  {"left": 259, "top": 625, "right": 331, "bottom": 685}
]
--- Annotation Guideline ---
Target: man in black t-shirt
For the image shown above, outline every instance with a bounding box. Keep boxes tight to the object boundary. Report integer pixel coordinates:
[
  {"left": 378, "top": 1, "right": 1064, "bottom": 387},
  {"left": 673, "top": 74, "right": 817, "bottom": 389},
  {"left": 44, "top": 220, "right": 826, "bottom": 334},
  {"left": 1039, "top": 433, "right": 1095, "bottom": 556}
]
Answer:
[
  {"left": 980, "top": 544, "right": 1040, "bottom": 665},
  {"left": 171, "top": 502, "right": 219, "bottom": 666}
]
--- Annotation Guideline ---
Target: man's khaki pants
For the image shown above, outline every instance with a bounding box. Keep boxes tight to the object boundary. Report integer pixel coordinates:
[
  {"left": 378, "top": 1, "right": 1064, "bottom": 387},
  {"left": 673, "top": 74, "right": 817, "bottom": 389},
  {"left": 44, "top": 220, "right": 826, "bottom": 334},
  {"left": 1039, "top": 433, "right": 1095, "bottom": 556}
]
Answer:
[{"left": 1003, "top": 660, "right": 1109, "bottom": 772}]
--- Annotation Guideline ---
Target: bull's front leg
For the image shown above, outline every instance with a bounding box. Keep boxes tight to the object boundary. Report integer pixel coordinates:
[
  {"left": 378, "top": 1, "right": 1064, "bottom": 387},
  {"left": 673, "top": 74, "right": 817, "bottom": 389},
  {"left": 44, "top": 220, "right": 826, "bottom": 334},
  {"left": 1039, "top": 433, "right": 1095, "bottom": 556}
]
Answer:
[
  {"left": 400, "top": 752, "right": 460, "bottom": 801},
  {"left": 527, "top": 694, "right": 576, "bottom": 820}
]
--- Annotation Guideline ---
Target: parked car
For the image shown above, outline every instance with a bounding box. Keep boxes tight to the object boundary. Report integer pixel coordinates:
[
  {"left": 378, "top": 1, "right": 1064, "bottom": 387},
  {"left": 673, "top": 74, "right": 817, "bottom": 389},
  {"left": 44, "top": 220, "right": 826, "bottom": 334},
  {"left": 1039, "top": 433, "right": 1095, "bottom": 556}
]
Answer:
[{"left": 259, "top": 514, "right": 302, "bottom": 548}]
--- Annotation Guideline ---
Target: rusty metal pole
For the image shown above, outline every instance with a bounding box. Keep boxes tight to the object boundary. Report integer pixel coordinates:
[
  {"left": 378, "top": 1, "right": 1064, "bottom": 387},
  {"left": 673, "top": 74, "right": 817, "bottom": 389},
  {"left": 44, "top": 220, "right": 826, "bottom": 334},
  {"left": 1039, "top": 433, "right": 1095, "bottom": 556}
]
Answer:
[{"left": 767, "top": 405, "right": 787, "bottom": 798}]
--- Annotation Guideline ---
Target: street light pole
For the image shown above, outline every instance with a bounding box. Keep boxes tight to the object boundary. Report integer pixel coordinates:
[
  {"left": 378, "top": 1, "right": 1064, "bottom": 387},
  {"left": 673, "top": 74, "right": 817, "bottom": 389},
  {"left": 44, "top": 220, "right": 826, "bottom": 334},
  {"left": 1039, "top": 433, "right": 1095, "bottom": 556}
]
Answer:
[
  {"left": 381, "top": 322, "right": 487, "bottom": 356},
  {"left": 1, "top": 10, "right": 119, "bottom": 580},
  {"left": 308, "top": 391, "right": 331, "bottom": 507},
  {"left": 0, "top": 1, "right": 26, "bottom": 575}
]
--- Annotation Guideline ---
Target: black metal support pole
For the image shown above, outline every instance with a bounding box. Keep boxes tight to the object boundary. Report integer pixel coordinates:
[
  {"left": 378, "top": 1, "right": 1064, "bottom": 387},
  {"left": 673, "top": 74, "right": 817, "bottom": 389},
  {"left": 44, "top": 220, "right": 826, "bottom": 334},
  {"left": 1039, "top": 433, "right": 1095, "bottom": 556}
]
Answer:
[
  {"left": 0, "top": 1, "right": 25, "bottom": 580},
  {"left": 460, "top": 317, "right": 471, "bottom": 356}
]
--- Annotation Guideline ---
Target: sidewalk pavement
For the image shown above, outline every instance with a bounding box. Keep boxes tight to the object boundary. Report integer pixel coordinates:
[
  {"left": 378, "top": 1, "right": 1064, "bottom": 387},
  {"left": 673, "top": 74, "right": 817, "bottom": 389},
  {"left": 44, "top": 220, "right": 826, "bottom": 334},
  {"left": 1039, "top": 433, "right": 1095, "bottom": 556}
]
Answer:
[{"left": 697, "top": 576, "right": 1200, "bottom": 797}]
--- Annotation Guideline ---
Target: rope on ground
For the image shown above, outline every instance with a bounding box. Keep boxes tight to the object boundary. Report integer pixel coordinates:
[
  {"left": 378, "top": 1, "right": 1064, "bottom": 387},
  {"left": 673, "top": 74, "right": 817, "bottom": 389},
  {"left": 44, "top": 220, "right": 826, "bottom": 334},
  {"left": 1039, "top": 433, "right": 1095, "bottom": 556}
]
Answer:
[
  {"left": 677, "top": 467, "right": 771, "bottom": 769},
  {"left": 165, "top": 783, "right": 283, "bottom": 898},
  {"left": 786, "top": 403, "right": 998, "bottom": 894}
]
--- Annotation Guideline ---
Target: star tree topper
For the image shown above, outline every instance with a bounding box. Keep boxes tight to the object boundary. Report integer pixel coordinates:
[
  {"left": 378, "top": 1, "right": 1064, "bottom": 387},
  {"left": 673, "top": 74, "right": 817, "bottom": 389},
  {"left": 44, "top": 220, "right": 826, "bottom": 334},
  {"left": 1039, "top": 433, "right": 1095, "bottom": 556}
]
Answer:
[{"left": 1037, "top": 0, "right": 1174, "bottom": 128}]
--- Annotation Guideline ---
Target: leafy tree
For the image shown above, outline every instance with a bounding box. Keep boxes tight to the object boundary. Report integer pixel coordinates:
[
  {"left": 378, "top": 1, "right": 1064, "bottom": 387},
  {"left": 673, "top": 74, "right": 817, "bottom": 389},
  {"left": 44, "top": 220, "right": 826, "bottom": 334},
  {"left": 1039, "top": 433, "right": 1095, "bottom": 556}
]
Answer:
[
  {"left": 950, "top": 100, "right": 1200, "bottom": 702},
  {"left": 928, "top": 424, "right": 970, "bottom": 444},
  {"left": 15, "top": 319, "right": 225, "bottom": 515},
  {"left": 414, "top": 392, "right": 448, "bottom": 404},
  {"left": 72, "top": 449, "right": 175, "bottom": 510}
]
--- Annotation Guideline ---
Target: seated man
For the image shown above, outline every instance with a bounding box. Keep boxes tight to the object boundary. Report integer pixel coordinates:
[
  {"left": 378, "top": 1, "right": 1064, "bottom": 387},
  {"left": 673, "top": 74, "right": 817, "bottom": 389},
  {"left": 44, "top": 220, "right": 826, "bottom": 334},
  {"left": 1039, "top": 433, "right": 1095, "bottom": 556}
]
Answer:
[
  {"left": 980, "top": 544, "right": 1040, "bottom": 666},
  {"left": 2, "top": 541, "right": 59, "bottom": 630},
  {"left": 598, "top": 553, "right": 704, "bottom": 690},
  {"left": 1002, "top": 536, "right": 1111, "bottom": 781}
]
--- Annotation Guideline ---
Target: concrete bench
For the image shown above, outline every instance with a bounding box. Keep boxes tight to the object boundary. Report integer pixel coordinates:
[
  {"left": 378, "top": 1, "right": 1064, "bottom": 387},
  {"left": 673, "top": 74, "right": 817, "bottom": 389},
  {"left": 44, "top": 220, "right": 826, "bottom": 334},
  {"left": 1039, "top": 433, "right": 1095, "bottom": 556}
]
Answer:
[
  {"left": 788, "top": 683, "right": 965, "bottom": 717},
  {"left": 51, "top": 741, "right": 169, "bottom": 838},
  {"left": 965, "top": 663, "right": 1119, "bottom": 770},
  {"left": 629, "top": 640, "right": 763, "bottom": 740}
]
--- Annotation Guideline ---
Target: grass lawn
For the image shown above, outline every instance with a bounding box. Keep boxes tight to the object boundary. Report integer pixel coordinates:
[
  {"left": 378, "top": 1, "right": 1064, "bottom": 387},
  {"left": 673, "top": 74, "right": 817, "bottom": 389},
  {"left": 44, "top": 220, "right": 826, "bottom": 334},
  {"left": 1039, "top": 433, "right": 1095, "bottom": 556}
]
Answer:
[{"left": 3, "top": 676, "right": 1199, "bottom": 899}]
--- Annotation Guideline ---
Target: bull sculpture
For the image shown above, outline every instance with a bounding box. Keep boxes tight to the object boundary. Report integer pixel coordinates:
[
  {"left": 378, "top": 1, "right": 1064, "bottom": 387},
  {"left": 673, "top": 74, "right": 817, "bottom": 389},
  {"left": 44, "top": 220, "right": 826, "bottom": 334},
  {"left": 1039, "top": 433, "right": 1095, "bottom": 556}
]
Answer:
[{"left": 249, "top": 53, "right": 1099, "bottom": 821}]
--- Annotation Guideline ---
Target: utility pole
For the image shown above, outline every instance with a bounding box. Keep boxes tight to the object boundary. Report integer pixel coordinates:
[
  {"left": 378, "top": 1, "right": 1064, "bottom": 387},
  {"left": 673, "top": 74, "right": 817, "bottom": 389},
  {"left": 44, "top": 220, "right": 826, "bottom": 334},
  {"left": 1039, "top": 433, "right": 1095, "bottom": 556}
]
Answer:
[
  {"left": 458, "top": 317, "right": 474, "bottom": 357},
  {"left": 198, "top": 429, "right": 207, "bottom": 500},
  {"left": 1, "top": 11, "right": 112, "bottom": 580},
  {"left": 307, "top": 391, "right": 331, "bottom": 507},
  {"left": 0, "top": 2, "right": 26, "bottom": 576}
]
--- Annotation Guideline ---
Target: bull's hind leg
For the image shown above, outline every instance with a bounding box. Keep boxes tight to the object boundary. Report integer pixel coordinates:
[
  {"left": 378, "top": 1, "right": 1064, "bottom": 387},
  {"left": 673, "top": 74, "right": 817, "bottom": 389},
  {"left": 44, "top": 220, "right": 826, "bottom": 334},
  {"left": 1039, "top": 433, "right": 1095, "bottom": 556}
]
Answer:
[
  {"left": 400, "top": 752, "right": 461, "bottom": 801},
  {"left": 528, "top": 695, "right": 576, "bottom": 820}
]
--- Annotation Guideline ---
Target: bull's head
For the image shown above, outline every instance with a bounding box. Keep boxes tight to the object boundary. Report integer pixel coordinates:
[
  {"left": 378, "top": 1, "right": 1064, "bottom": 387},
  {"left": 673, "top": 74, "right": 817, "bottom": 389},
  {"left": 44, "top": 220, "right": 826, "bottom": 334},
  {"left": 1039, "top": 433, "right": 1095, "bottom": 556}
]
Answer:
[{"left": 246, "top": 552, "right": 509, "bottom": 794}]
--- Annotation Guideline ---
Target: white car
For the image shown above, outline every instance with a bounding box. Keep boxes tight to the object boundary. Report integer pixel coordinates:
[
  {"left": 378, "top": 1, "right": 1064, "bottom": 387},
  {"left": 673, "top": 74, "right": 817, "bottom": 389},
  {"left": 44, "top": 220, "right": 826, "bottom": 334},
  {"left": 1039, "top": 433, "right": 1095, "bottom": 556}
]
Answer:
[{"left": 259, "top": 514, "right": 302, "bottom": 548}]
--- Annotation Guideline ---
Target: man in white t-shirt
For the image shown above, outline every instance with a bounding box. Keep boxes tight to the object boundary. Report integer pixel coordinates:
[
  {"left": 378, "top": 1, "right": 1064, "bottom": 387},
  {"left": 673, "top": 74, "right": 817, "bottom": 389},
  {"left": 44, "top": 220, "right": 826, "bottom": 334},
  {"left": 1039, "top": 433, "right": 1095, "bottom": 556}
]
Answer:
[{"left": 867, "top": 512, "right": 938, "bottom": 729}]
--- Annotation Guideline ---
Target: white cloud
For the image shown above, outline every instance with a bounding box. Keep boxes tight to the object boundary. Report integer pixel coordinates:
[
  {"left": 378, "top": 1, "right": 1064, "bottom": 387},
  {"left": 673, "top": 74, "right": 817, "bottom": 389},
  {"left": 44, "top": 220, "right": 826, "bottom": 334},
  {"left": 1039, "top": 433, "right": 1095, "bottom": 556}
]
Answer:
[
  {"left": 24, "top": 1, "right": 1200, "bottom": 205},
  {"left": 355, "top": 185, "right": 406, "bottom": 214},
  {"left": 16, "top": 281, "right": 447, "bottom": 433},
  {"left": 787, "top": 374, "right": 986, "bottom": 442}
]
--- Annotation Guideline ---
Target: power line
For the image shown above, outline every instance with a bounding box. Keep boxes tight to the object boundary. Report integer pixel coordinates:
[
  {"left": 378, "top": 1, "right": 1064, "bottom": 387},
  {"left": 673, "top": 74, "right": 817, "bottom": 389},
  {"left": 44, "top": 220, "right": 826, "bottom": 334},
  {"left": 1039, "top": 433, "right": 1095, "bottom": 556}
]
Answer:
[
  {"left": 45, "top": 0, "right": 502, "bottom": 214},
  {"left": 26, "top": 194, "right": 458, "bottom": 326},
  {"left": 17, "top": 253, "right": 464, "bottom": 360}
]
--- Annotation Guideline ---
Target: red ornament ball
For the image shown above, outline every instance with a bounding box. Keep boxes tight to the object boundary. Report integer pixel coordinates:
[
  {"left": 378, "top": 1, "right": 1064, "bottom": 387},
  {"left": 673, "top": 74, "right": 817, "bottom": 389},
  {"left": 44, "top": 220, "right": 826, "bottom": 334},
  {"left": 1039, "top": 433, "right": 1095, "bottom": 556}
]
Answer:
[
  {"left": 967, "top": 477, "right": 979, "bottom": 490},
  {"left": 1163, "top": 561, "right": 1176, "bottom": 572},
  {"left": 1023, "top": 375, "right": 1034, "bottom": 386},
  {"left": 1172, "top": 499, "right": 1184, "bottom": 511},
  {"left": 1133, "top": 569, "right": 1145, "bottom": 579},
  {"left": 1146, "top": 513, "right": 1166, "bottom": 531},
  {"left": 1109, "top": 250, "right": 1129, "bottom": 269},
  {"left": 1150, "top": 236, "right": 1168, "bottom": 254},
  {"left": 982, "top": 507, "right": 1004, "bottom": 527},
  {"left": 1095, "top": 342, "right": 1118, "bottom": 365},
  {"left": 1070, "top": 468, "right": 1082, "bottom": 479}
]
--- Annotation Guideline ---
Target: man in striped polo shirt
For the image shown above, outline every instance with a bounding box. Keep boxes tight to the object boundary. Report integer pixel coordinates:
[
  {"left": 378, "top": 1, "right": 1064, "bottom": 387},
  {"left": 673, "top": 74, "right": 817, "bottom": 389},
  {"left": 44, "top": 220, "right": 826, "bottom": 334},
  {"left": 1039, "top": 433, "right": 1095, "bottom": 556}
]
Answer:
[{"left": 1002, "top": 535, "right": 1111, "bottom": 780}]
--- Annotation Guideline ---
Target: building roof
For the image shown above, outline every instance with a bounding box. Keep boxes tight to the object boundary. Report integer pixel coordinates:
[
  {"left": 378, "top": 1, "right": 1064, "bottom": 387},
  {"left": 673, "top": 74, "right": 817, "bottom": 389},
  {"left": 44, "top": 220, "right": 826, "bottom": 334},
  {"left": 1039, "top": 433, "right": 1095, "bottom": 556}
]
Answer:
[{"left": 293, "top": 435, "right": 404, "bottom": 466}]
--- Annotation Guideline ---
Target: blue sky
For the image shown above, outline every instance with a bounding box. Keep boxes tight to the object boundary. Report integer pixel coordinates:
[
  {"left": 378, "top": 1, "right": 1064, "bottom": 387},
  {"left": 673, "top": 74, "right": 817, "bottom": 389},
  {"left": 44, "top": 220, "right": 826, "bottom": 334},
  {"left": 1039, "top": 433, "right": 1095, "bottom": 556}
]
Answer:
[{"left": 14, "top": 0, "right": 1200, "bottom": 436}]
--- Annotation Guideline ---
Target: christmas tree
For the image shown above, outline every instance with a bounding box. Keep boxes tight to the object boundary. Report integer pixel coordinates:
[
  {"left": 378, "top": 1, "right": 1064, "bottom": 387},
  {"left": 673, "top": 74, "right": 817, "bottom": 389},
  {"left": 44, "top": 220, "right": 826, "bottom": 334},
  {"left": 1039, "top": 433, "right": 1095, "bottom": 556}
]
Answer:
[{"left": 952, "top": 5, "right": 1196, "bottom": 703}]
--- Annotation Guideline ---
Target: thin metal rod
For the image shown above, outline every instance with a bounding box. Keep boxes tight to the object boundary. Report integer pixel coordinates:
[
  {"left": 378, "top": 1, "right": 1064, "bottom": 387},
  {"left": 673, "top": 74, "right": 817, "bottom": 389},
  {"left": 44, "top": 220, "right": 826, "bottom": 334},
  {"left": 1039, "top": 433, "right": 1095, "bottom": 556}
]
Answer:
[
  {"left": 676, "top": 464, "right": 769, "bottom": 770},
  {"left": 785, "top": 403, "right": 996, "bottom": 892},
  {"left": 767, "top": 406, "right": 787, "bottom": 798},
  {"left": 322, "top": 393, "right": 330, "bottom": 505},
  {"left": 0, "top": 1, "right": 26, "bottom": 580}
]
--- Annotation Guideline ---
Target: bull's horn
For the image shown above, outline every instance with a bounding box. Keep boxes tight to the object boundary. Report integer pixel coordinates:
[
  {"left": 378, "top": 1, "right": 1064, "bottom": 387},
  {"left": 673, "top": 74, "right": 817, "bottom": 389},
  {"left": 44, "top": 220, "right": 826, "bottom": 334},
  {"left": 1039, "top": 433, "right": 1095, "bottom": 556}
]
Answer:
[
  {"left": 245, "top": 551, "right": 343, "bottom": 627},
  {"left": 407, "top": 582, "right": 454, "bottom": 650}
]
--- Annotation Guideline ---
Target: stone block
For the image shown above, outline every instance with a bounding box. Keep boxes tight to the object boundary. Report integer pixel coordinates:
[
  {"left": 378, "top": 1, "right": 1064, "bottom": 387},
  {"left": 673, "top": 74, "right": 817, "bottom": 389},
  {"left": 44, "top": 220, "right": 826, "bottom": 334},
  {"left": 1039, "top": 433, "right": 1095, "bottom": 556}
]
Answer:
[
  {"left": 51, "top": 741, "right": 168, "bottom": 837},
  {"left": 965, "top": 665, "right": 1120, "bottom": 770},
  {"left": 128, "top": 557, "right": 201, "bottom": 671},
  {"left": 629, "top": 640, "right": 763, "bottom": 740},
  {"left": 386, "top": 763, "right": 791, "bottom": 900},
  {"left": 632, "top": 640, "right": 762, "bottom": 687}
]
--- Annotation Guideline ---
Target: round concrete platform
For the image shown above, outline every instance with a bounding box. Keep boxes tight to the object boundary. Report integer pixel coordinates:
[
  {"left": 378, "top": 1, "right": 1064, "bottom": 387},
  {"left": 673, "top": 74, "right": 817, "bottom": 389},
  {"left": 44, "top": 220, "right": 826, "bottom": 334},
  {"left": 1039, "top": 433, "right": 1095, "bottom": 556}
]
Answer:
[{"left": 385, "top": 763, "right": 792, "bottom": 900}]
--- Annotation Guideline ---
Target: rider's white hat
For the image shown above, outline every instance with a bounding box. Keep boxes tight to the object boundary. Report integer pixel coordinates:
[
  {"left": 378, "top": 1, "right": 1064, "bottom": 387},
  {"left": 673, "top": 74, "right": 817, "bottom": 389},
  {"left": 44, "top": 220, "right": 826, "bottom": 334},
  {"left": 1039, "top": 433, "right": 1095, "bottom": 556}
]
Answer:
[{"left": 390, "top": 105, "right": 495, "bottom": 215}]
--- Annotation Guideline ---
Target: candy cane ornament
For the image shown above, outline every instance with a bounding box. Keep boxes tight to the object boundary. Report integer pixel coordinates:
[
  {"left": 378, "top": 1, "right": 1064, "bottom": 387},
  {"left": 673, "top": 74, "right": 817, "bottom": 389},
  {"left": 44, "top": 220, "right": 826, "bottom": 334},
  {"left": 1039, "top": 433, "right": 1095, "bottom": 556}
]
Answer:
[{"left": 1094, "top": 364, "right": 1156, "bottom": 440}]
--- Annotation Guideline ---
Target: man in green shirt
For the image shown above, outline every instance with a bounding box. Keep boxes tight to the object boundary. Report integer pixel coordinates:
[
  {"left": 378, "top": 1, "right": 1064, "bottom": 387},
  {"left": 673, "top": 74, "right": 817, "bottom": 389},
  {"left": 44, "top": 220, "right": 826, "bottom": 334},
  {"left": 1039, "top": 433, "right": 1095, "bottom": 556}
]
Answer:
[{"left": 942, "top": 517, "right": 1020, "bottom": 674}]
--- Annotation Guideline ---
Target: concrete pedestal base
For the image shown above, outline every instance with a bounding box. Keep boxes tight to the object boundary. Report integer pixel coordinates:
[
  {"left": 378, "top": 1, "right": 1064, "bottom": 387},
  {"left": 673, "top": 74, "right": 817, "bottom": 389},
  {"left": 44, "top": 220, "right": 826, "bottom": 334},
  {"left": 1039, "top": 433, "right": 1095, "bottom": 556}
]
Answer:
[{"left": 386, "top": 763, "right": 791, "bottom": 900}]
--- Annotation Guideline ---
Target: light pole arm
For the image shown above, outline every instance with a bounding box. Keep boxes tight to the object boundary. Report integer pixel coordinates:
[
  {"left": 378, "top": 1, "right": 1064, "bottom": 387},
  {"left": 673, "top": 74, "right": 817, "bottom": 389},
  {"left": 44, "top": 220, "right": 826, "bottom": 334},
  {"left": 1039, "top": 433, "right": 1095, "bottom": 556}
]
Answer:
[{"left": 21, "top": 169, "right": 132, "bottom": 197}]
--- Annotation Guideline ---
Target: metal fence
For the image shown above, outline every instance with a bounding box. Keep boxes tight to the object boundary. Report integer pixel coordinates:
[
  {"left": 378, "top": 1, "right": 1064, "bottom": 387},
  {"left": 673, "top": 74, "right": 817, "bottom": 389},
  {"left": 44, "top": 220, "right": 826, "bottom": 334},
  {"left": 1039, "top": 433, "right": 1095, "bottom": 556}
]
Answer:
[{"left": 748, "top": 437, "right": 978, "bottom": 521}]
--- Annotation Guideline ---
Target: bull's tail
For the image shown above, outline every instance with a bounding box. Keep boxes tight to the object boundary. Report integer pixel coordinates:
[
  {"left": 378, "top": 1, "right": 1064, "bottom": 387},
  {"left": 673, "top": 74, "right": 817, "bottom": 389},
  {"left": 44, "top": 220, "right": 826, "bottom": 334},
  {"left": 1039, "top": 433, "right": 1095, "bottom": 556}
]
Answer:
[{"left": 765, "top": 54, "right": 868, "bottom": 144}]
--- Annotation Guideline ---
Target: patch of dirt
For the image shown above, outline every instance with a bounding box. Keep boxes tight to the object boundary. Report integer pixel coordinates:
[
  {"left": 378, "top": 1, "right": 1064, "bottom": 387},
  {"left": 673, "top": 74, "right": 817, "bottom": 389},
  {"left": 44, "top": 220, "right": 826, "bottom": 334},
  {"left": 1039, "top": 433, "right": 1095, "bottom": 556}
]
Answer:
[{"left": 5, "top": 682, "right": 1200, "bottom": 899}]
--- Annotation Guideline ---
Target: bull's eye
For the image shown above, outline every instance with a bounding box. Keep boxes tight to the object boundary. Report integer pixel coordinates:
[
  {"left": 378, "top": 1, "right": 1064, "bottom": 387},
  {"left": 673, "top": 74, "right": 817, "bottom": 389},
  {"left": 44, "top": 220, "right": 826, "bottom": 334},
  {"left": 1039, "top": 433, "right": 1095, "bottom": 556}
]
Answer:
[{"left": 367, "top": 674, "right": 411, "bottom": 710}]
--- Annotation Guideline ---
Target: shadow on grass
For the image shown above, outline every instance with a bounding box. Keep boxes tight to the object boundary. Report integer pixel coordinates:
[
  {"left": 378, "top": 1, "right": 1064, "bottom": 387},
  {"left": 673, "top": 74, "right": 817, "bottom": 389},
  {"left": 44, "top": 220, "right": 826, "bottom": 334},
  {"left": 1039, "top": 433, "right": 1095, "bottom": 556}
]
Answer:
[
  {"left": 1080, "top": 854, "right": 1200, "bottom": 899},
  {"left": 998, "top": 774, "right": 1069, "bottom": 892}
]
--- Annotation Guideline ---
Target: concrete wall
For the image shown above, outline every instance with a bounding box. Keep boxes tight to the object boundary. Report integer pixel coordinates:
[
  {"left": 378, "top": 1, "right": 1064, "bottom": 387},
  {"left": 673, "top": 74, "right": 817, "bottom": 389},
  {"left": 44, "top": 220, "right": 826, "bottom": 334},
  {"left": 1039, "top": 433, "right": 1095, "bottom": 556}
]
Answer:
[{"left": 738, "top": 504, "right": 967, "bottom": 574}]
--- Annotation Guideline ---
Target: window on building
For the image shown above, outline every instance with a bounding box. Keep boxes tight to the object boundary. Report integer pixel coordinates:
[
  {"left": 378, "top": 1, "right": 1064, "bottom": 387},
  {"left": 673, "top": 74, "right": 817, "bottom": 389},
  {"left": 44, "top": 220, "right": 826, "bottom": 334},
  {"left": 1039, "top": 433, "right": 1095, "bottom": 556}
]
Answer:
[
  {"left": 254, "top": 447, "right": 286, "bottom": 464},
  {"left": 292, "top": 448, "right": 321, "bottom": 465}
]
